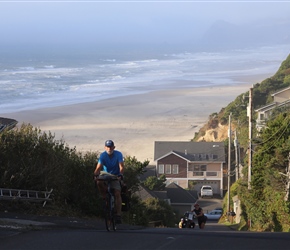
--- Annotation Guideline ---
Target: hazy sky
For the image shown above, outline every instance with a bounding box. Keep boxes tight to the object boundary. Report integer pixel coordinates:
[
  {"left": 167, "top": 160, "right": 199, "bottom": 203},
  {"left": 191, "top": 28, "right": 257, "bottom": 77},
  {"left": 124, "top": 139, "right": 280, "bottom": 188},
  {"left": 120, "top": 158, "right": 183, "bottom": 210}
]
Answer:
[{"left": 1, "top": 1, "right": 290, "bottom": 47}]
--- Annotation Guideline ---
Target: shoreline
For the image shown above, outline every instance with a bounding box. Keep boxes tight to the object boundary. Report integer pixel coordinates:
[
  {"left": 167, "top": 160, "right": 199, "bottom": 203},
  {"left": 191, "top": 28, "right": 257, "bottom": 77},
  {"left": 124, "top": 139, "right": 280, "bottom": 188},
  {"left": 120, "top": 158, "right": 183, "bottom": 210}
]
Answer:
[{"left": 1, "top": 82, "right": 254, "bottom": 164}]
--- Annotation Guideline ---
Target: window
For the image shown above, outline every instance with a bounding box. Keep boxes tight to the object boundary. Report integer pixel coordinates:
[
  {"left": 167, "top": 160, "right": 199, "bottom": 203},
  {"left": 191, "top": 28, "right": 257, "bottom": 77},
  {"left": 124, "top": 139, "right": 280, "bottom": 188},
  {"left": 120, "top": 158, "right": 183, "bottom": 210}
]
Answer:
[
  {"left": 172, "top": 164, "right": 179, "bottom": 174},
  {"left": 188, "top": 165, "right": 194, "bottom": 171},
  {"left": 193, "top": 172, "right": 203, "bottom": 176},
  {"left": 193, "top": 165, "right": 207, "bottom": 171},
  {"left": 165, "top": 164, "right": 171, "bottom": 174},
  {"left": 158, "top": 164, "right": 164, "bottom": 174},
  {"left": 206, "top": 172, "right": 217, "bottom": 176}
]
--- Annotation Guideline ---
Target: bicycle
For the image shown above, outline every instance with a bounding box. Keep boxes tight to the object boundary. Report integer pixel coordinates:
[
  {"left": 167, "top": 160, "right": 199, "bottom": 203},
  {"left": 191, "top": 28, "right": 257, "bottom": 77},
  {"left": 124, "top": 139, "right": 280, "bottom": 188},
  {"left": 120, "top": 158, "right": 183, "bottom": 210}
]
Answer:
[{"left": 97, "top": 172, "right": 119, "bottom": 232}]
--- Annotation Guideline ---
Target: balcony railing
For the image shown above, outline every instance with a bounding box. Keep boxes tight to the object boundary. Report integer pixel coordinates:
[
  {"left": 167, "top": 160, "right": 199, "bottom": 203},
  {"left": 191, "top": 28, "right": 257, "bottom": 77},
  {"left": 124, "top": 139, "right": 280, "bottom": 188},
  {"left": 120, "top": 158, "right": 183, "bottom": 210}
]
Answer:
[{"left": 188, "top": 171, "right": 221, "bottom": 178}]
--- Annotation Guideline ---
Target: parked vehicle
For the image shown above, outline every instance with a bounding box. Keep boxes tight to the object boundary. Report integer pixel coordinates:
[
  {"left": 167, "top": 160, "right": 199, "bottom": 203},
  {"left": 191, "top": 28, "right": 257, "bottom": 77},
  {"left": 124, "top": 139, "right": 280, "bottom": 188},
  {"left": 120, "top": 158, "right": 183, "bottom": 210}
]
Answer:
[
  {"left": 204, "top": 209, "right": 222, "bottom": 220},
  {"left": 200, "top": 185, "right": 213, "bottom": 198}
]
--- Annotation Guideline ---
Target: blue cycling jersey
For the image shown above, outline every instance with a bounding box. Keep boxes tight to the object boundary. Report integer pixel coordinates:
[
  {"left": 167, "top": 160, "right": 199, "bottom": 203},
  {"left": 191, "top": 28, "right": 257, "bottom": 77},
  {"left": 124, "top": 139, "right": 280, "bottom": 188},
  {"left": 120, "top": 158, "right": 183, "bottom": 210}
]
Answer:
[{"left": 98, "top": 150, "right": 123, "bottom": 175}]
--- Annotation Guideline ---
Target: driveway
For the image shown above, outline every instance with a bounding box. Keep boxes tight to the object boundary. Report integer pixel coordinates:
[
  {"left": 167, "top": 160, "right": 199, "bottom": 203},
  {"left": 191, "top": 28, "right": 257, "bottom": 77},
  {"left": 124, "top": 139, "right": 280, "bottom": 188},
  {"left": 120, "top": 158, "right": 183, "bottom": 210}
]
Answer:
[{"left": 195, "top": 195, "right": 223, "bottom": 214}]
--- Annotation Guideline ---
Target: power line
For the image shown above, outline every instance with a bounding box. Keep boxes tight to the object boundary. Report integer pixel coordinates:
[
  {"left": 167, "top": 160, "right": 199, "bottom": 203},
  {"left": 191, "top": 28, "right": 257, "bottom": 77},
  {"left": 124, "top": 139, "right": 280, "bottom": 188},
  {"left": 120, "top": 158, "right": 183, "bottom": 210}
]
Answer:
[{"left": 255, "top": 119, "right": 290, "bottom": 154}]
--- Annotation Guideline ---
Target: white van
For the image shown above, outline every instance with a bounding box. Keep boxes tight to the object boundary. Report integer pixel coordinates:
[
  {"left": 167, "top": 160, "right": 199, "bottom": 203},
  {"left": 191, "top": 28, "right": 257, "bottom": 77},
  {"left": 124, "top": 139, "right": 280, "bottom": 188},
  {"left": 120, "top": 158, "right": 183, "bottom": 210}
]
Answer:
[{"left": 200, "top": 185, "right": 213, "bottom": 198}]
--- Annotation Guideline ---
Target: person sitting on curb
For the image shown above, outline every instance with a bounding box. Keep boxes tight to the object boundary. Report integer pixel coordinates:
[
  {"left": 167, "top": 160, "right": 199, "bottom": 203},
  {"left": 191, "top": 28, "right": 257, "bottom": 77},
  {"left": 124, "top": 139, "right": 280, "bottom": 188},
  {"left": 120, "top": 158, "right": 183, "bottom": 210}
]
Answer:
[{"left": 179, "top": 218, "right": 184, "bottom": 228}]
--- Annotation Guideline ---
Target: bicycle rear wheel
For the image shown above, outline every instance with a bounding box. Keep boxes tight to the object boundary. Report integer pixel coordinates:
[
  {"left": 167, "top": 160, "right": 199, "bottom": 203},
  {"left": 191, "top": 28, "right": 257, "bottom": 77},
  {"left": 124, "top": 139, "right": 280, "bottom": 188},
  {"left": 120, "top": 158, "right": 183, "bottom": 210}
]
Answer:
[{"left": 104, "top": 194, "right": 116, "bottom": 231}]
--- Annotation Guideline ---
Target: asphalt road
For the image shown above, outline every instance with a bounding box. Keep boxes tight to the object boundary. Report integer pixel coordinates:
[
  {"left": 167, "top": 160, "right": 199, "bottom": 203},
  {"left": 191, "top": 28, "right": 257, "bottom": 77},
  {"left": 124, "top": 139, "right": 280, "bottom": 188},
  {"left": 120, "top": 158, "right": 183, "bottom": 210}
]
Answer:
[
  {"left": 2, "top": 197, "right": 289, "bottom": 249},
  {"left": 1, "top": 224, "right": 290, "bottom": 250}
]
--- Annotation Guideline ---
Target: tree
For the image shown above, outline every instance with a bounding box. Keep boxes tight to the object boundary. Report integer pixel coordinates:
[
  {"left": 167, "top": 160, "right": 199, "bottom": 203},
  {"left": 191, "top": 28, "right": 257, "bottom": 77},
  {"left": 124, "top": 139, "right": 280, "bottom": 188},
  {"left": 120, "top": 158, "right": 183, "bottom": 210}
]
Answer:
[
  {"left": 0, "top": 123, "right": 101, "bottom": 215},
  {"left": 143, "top": 174, "right": 166, "bottom": 190},
  {"left": 123, "top": 156, "right": 149, "bottom": 194},
  {"left": 144, "top": 197, "right": 177, "bottom": 227},
  {"left": 237, "top": 112, "right": 290, "bottom": 231}
]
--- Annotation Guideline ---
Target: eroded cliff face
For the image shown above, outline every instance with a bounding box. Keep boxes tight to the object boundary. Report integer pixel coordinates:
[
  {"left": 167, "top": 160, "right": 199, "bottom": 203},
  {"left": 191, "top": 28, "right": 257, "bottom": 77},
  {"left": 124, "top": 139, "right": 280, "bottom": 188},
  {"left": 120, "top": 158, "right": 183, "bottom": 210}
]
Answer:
[{"left": 196, "top": 123, "right": 229, "bottom": 142}]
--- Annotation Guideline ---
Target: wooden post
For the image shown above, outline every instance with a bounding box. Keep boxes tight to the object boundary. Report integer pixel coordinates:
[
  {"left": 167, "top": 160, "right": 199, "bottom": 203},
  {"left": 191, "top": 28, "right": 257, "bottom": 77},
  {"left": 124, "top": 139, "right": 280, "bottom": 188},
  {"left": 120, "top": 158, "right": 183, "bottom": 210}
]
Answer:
[
  {"left": 285, "top": 152, "right": 290, "bottom": 201},
  {"left": 234, "top": 130, "right": 239, "bottom": 182},
  {"left": 248, "top": 87, "right": 253, "bottom": 190},
  {"left": 227, "top": 113, "right": 231, "bottom": 216}
]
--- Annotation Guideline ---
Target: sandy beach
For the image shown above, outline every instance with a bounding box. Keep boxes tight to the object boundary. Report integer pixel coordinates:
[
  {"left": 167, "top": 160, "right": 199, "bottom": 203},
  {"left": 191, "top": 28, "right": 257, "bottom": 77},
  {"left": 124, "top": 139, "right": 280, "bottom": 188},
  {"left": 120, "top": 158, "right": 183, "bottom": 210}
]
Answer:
[{"left": 0, "top": 79, "right": 260, "bottom": 164}]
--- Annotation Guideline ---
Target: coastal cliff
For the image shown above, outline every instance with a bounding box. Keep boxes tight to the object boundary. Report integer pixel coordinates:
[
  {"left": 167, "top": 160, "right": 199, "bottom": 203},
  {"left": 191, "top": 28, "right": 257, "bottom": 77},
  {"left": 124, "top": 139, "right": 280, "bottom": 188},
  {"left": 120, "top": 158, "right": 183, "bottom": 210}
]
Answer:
[
  {"left": 194, "top": 110, "right": 233, "bottom": 143},
  {"left": 194, "top": 53, "right": 290, "bottom": 145},
  {"left": 196, "top": 122, "right": 229, "bottom": 142}
]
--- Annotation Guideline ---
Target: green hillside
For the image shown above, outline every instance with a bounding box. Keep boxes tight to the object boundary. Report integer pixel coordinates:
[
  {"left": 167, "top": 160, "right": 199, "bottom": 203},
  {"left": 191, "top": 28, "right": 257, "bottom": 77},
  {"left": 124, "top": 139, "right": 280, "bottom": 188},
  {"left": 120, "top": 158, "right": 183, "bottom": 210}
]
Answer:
[{"left": 195, "top": 53, "right": 290, "bottom": 231}]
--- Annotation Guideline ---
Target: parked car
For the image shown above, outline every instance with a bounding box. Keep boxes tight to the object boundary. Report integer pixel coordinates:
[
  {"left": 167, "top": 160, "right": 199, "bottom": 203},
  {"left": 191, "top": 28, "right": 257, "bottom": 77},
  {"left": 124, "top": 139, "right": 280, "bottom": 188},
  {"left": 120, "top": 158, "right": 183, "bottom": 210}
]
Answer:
[
  {"left": 200, "top": 185, "right": 213, "bottom": 198},
  {"left": 204, "top": 209, "right": 222, "bottom": 220}
]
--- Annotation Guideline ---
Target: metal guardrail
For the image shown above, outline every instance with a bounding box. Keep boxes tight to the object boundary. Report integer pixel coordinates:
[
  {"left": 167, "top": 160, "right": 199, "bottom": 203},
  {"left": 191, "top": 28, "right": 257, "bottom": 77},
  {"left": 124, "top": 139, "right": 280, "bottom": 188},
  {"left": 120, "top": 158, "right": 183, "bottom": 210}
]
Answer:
[{"left": 0, "top": 188, "right": 53, "bottom": 207}]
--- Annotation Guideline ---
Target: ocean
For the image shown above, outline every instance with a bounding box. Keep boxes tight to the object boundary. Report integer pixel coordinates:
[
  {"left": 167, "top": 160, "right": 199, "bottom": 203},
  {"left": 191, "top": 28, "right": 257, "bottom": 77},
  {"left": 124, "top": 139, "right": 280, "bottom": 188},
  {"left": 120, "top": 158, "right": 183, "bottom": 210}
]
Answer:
[{"left": 1, "top": 44, "right": 290, "bottom": 114}]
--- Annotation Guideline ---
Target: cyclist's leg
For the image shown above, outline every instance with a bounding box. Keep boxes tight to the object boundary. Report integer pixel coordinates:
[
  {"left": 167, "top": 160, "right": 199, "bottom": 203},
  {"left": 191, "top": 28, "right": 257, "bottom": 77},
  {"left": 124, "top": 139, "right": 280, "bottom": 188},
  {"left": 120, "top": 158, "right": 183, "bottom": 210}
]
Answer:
[
  {"left": 114, "top": 188, "right": 122, "bottom": 216},
  {"left": 97, "top": 180, "right": 107, "bottom": 199},
  {"left": 111, "top": 180, "right": 122, "bottom": 223},
  {"left": 111, "top": 180, "right": 122, "bottom": 211}
]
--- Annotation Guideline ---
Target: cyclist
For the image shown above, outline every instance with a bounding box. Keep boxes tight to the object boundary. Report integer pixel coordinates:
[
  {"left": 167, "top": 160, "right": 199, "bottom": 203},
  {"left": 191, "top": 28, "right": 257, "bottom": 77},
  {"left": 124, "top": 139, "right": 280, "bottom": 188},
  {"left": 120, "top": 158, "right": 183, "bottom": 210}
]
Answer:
[{"left": 94, "top": 140, "right": 124, "bottom": 224}]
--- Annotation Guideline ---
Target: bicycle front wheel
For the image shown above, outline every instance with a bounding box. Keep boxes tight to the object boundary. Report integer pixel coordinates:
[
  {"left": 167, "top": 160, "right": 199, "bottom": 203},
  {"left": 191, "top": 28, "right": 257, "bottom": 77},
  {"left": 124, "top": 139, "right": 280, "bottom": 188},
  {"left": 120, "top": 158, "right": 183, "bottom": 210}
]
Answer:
[{"left": 104, "top": 195, "right": 116, "bottom": 232}]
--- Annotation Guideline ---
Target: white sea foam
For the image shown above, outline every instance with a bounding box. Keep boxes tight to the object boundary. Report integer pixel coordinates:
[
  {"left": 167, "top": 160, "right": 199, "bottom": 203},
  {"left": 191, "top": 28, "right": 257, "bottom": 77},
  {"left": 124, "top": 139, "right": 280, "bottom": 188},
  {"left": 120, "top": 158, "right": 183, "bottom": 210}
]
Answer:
[{"left": 0, "top": 44, "right": 290, "bottom": 114}]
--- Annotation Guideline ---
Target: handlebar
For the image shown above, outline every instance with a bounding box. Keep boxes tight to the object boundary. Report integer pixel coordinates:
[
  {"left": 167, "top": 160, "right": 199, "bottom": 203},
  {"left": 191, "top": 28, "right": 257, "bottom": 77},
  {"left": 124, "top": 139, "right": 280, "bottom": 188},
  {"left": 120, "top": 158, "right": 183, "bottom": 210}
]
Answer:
[
  {"left": 94, "top": 171, "right": 119, "bottom": 181},
  {"left": 94, "top": 171, "right": 123, "bottom": 181}
]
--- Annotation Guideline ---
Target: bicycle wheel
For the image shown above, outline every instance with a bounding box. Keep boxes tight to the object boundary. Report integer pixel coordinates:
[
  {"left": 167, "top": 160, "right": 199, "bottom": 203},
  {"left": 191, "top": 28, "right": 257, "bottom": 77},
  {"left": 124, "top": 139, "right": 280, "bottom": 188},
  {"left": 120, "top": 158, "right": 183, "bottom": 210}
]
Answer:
[{"left": 104, "top": 194, "right": 117, "bottom": 231}]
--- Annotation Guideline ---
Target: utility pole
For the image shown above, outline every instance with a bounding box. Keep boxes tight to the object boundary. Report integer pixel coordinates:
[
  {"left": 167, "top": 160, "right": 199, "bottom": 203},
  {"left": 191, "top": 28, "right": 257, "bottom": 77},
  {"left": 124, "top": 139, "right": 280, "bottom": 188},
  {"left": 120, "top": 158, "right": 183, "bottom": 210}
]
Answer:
[
  {"left": 234, "top": 130, "right": 239, "bottom": 182},
  {"left": 285, "top": 152, "right": 290, "bottom": 201},
  {"left": 279, "top": 152, "right": 290, "bottom": 201},
  {"left": 248, "top": 87, "right": 253, "bottom": 190},
  {"left": 227, "top": 113, "right": 232, "bottom": 214}
]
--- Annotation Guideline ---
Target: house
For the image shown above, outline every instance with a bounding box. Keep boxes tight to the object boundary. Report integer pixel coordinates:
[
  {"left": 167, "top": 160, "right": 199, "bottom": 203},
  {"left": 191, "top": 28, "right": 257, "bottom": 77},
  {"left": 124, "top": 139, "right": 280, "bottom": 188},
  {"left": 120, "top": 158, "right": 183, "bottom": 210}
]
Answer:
[
  {"left": 136, "top": 185, "right": 165, "bottom": 201},
  {"left": 135, "top": 182, "right": 197, "bottom": 217},
  {"left": 165, "top": 182, "right": 197, "bottom": 215},
  {"left": 154, "top": 141, "right": 225, "bottom": 197},
  {"left": 255, "top": 86, "right": 290, "bottom": 131}
]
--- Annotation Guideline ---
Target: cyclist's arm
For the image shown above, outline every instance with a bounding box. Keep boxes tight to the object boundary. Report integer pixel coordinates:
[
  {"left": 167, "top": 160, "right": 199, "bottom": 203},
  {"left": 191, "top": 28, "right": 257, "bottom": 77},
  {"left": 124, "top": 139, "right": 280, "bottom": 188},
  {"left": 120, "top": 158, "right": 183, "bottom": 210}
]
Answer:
[
  {"left": 94, "top": 162, "right": 103, "bottom": 177},
  {"left": 119, "top": 161, "right": 124, "bottom": 175}
]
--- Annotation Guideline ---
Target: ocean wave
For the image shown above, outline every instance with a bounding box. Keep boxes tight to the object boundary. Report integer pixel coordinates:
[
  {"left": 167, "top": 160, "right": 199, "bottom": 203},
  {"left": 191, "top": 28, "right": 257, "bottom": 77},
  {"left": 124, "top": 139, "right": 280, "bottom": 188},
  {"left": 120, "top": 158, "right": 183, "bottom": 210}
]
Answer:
[
  {"left": 44, "top": 65, "right": 55, "bottom": 69},
  {"left": 1, "top": 44, "right": 290, "bottom": 113}
]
